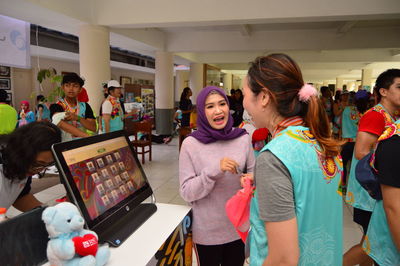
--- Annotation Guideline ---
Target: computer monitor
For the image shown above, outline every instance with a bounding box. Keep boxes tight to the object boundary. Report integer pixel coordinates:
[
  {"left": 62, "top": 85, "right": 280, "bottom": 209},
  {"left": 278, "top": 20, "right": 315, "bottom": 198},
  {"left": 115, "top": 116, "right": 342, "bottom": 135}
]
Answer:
[{"left": 52, "top": 130, "right": 157, "bottom": 246}]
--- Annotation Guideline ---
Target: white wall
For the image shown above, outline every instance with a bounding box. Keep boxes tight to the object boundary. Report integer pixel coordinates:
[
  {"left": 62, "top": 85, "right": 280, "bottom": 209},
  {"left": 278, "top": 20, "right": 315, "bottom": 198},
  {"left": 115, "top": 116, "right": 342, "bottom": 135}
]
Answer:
[
  {"left": 12, "top": 56, "right": 155, "bottom": 108},
  {"left": 175, "top": 70, "right": 189, "bottom": 103}
]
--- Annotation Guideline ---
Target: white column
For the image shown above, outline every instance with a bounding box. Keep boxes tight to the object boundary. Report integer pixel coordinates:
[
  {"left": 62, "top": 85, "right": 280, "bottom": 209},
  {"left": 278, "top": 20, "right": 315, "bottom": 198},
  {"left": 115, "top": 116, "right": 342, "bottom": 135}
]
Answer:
[
  {"left": 356, "top": 80, "right": 362, "bottom": 91},
  {"left": 79, "top": 25, "right": 110, "bottom": 115},
  {"left": 336, "top": 77, "right": 344, "bottom": 90},
  {"left": 362, "top": 69, "right": 373, "bottom": 91},
  {"left": 347, "top": 81, "right": 356, "bottom": 91},
  {"left": 223, "top": 72, "right": 232, "bottom": 94},
  {"left": 155, "top": 51, "right": 174, "bottom": 134},
  {"left": 189, "top": 63, "right": 204, "bottom": 104},
  {"left": 175, "top": 70, "right": 189, "bottom": 104}
]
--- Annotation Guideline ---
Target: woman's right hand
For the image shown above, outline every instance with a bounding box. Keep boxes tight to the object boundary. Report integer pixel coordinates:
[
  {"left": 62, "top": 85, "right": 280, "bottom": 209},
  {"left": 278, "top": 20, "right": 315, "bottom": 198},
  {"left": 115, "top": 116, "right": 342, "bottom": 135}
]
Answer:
[
  {"left": 240, "top": 173, "right": 254, "bottom": 187},
  {"left": 220, "top": 157, "right": 239, "bottom": 174}
]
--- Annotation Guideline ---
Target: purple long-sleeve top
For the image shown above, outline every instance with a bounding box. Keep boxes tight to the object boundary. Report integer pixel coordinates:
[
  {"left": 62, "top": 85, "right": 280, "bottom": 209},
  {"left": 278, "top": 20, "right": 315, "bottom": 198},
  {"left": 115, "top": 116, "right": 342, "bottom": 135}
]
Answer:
[{"left": 179, "top": 134, "right": 255, "bottom": 245}]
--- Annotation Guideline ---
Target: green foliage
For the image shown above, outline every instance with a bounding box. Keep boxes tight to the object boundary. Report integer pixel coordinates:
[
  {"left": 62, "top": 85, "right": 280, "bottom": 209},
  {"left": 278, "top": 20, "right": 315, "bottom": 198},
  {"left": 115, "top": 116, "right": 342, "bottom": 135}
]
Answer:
[{"left": 36, "top": 68, "right": 64, "bottom": 102}]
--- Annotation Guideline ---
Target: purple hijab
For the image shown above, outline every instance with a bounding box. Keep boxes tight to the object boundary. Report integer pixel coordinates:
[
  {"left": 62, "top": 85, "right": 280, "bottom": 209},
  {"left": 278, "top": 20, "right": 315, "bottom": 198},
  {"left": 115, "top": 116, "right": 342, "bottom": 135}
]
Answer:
[{"left": 190, "top": 86, "right": 247, "bottom": 144}]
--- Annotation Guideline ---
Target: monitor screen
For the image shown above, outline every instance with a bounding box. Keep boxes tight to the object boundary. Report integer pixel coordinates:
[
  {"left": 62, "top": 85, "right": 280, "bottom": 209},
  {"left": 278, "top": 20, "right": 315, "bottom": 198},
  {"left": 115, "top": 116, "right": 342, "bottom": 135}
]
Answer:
[{"left": 53, "top": 132, "right": 152, "bottom": 228}]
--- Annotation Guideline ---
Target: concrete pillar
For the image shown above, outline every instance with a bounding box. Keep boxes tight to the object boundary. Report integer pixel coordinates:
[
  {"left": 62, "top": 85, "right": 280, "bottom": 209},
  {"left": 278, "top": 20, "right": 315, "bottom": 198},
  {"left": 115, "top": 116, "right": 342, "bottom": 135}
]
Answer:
[
  {"left": 347, "top": 81, "right": 356, "bottom": 91},
  {"left": 175, "top": 70, "right": 189, "bottom": 105},
  {"left": 356, "top": 80, "right": 362, "bottom": 91},
  {"left": 155, "top": 51, "right": 174, "bottom": 135},
  {"left": 336, "top": 77, "right": 344, "bottom": 90},
  {"left": 79, "top": 25, "right": 110, "bottom": 115},
  {"left": 223, "top": 72, "right": 233, "bottom": 95},
  {"left": 362, "top": 69, "right": 373, "bottom": 91},
  {"left": 189, "top": 63, "right": 204, "bottom": 104}
]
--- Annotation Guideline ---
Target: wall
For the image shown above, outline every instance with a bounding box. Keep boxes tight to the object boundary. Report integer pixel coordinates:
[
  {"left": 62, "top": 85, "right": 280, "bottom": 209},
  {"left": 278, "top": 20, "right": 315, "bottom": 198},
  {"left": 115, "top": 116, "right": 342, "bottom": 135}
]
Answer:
[
  {"left": 12, "top": 56, "right": 155, "bottom": 109},
  {"left": 174, "top": 70, "right": 189, "bottom": 104},
  {"left": 232, "top": 75, "right": 243, "bottom": 90},
  {"left": 12, "top": 68, "right": 33, "bottom": 110}
]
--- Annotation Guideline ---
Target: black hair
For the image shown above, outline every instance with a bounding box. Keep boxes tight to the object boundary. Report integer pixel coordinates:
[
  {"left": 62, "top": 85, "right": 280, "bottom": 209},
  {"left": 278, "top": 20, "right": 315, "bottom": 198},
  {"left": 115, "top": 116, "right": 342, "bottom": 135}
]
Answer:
[
  {"left": 49, "top": 103, "right": 64, "bottom": 118},
  {"left": 0, "top": 122, "right": 62, "bottom": 181},
  {"left": 235, "top": 89, "right": 243, "bottom": 102},
  {"left": 36, "top": 95, "right": 45, "bottom": 102},
  {"left": 373, "top": 69, "right": 400, "bottom": 102},
  {"left": 180, "top": 87, "right": 191, "bottom": 102},
  {"left": 62, "top": 73, "right": 84, "bottom": 87},
  {"left": 355, "top": 97, "right": 369, "bottom": 114},
  {"left": 230, "top": 89, "right": 236, "bottom": 95},
  {"left": 108, "top": 86, "right": 117, "bottom": 94},
  {"left": 0, "top": 89, "right": 7, "bottom": 102},
  {"left": 320, "top": 86, "right": 329, "bottom": 94},
  {"left": 334, "top": 91, "right": 342, "bottom": 102}
]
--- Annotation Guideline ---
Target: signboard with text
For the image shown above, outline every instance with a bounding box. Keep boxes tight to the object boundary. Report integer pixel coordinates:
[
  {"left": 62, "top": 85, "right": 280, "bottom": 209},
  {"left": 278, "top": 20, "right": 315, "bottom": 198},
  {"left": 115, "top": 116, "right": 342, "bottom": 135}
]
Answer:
[{"left": 0, "top": 15, "right": 30, "bottom": 68}]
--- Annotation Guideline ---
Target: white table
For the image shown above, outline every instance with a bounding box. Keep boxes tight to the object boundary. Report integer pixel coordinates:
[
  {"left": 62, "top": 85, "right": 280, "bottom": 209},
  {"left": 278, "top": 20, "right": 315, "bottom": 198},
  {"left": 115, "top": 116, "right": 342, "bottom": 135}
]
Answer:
[
  {"left": 43, "top": 203, "right": 192, "bottom": 266},
  {"left": 108, "top": 203, "right": 191, "bottom": 265}
]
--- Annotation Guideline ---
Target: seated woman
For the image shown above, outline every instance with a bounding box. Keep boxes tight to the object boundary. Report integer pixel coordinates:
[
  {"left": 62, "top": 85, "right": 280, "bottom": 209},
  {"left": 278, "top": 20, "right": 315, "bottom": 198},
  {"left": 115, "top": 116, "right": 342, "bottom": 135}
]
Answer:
[{"left": 0, "top": 122, "right": 62, "bottom": 212}]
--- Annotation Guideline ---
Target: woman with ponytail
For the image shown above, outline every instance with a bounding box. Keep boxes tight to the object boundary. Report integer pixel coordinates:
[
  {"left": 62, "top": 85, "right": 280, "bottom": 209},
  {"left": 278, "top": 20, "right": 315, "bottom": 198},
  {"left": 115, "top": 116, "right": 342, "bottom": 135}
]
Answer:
[{"left": 243, "top": 54, "right": 344, "bottom": 265}]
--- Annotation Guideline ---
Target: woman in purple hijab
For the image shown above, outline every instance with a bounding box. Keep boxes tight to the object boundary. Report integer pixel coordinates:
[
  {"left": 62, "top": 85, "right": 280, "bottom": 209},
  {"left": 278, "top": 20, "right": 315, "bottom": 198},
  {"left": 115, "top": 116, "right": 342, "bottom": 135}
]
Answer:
[{"left": 179, "top": 86, "right": 255, "bottom": 265}]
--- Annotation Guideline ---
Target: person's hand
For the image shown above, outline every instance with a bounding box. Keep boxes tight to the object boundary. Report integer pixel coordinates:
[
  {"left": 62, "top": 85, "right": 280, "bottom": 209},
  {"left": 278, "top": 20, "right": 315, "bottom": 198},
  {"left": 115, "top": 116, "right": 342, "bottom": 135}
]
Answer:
[
  {"left": 64, "top": 111, "right": 78, "bottom": 121},
  {"left": 128, "top": 108, "right": 139, "bottom": 115},
  {"left": 220, "top": 158, "right": 239, "bottom": 174},
  {"left": 240, "top": 173, "right": 254, "bottom": 187}
]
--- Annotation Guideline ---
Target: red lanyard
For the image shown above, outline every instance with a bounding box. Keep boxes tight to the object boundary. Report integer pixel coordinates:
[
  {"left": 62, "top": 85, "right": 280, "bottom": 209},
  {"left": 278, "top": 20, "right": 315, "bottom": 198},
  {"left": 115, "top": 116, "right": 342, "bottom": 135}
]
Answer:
[{"left": 272, "top": 116, "right": 304, "bottom": 138}]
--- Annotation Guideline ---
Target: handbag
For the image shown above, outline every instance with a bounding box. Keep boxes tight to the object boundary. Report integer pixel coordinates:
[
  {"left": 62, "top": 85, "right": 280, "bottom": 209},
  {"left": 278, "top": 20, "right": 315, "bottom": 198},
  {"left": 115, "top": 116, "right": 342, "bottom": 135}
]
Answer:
[{"left": 355, "top": 151, "right": 382, "bottom": 200}]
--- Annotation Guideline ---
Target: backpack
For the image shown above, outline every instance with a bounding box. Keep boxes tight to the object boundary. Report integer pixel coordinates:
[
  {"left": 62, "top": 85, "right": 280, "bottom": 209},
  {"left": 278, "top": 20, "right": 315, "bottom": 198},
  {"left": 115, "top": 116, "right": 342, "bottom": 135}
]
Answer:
[{"left": 355, "top": 152, "right": 382, "bottom": 200}]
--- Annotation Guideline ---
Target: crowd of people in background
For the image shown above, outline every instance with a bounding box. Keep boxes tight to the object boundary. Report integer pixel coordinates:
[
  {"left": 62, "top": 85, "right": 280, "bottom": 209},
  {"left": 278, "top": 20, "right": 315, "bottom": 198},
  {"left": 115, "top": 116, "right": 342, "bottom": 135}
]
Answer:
[{"left": 0, "top": 56, "right": 400, "bottom": 265}]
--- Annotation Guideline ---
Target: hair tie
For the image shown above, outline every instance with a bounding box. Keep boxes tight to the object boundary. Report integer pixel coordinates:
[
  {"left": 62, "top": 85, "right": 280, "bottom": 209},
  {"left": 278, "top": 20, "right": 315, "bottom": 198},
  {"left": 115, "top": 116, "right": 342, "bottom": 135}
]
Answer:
[{"left": 298, "top": 84, "right": 318, "bottom": 102}]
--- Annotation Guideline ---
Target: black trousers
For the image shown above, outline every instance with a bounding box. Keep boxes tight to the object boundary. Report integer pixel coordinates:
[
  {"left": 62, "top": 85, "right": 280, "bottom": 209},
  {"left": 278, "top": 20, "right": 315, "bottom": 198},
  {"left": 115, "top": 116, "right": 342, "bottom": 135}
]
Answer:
[
  {"left": 194, "top": 239, "right": 245, "bottom": 266},
  {"left": 341, "top": 141, "right": 355, "bottom": 186}
]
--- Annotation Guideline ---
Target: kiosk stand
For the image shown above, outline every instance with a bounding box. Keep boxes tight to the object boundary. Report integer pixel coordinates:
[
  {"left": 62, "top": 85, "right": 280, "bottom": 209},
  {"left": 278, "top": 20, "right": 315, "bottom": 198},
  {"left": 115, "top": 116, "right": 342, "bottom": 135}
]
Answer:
[{"left": 103, "top": 203, "right": 192, "bottom": 265}]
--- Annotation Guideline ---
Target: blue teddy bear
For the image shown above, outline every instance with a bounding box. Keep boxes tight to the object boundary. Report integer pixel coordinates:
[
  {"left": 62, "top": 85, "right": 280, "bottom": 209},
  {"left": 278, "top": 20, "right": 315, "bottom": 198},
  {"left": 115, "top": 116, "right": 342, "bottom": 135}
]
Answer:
[{"left": 42, "top": 202, "right": 110, "bottom": 266}]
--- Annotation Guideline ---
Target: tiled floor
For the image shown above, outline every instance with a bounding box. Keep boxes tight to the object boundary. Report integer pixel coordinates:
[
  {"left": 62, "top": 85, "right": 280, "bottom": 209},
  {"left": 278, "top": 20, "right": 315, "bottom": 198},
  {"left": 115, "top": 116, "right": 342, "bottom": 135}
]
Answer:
[{"left": 7, "top": 137, "right": 363, "bottom": 263}]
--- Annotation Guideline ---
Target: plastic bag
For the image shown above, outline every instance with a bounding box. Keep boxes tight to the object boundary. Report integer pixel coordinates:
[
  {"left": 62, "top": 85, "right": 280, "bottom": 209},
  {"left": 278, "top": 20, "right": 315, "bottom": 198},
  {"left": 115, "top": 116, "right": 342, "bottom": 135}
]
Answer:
[{"left": 225, "top": 178, "right": 254, "bottom": 242}]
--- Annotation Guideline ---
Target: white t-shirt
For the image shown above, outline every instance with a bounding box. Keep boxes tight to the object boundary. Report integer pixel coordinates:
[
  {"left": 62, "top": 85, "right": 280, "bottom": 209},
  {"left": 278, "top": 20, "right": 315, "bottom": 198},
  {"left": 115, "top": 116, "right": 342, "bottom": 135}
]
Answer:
[
  {"left": 52, "top": 112, "right": 72, "bottom": 142},
  {"left": 0, "top": 165, "right": 28, "bottom": 210},
  {"left": 102, "top": 100, "right": 113, "bottom": 114}
]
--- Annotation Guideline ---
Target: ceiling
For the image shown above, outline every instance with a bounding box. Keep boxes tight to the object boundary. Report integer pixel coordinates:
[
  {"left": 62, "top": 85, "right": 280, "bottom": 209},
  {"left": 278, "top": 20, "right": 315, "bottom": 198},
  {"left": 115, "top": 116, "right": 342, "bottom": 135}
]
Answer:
[{"left": 1, "top": 0, "right": 400, "bottom": 84}]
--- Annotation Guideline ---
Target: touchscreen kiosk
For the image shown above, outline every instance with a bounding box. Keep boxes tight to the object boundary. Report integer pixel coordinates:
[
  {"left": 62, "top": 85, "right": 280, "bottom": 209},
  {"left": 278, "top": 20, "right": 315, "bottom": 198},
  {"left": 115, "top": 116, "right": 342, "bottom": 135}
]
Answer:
[{"left": 52, "top": 130, "right": 157, "bottom": 247}]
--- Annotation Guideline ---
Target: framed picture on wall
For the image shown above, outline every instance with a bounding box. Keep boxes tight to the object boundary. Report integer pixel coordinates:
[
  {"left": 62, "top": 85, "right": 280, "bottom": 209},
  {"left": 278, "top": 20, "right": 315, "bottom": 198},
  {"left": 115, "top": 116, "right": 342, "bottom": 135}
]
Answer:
[
  {"left": 0, "top": 66, "right": 11, "bottom": 77},
  {"left": 0, "top": 78, "right": 11, "bottom": 90},
  {"left": 120, "top": 76, "right": 132, "bottom": 88}
]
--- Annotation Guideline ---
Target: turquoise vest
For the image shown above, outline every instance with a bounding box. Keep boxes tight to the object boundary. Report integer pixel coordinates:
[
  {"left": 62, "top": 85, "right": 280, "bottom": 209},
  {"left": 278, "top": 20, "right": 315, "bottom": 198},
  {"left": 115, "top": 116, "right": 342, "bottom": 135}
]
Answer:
[
  {"left": 362, "top": 119, "right": 400, "bottom": 266},
  {"left": 101, "top": 99, "right": 123, "bottom": 132},
  {"left": 363, "top": 200, "right": 400, "bottom": 266},
  {"left": 341, "top": 106, "right": 360, "bottom": 140},
  {"left": 345, "top": 153, "right": 376, "bottom": 211},
  {"left": 346, "top": 104, "right": 396, "bottom": 211},
  {"left": 249, "top": 125, "right": 343, "bottom": 266}
]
